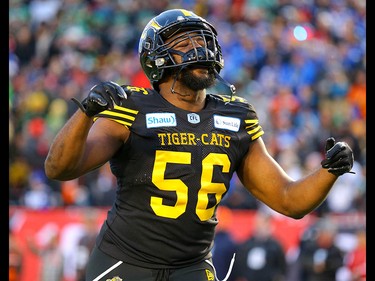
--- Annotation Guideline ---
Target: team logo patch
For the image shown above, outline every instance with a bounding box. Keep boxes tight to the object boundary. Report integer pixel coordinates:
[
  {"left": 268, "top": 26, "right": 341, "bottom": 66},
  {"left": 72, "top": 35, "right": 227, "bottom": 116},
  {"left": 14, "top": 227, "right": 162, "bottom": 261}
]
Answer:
[
  {"left": 106, "top": 277, "right": 122, "bottom": 281},
  {"left": 146, "top": 113, "right": 177, "bottom": 128},
  {"left": 205, "top": 269, "right": 215, "bottom": 280},
  {"left": 187, "top": 113, "right": 200, "bottom": 124},
  {"left": 214, "top": 115, "right": 240, "bottom": 132}
]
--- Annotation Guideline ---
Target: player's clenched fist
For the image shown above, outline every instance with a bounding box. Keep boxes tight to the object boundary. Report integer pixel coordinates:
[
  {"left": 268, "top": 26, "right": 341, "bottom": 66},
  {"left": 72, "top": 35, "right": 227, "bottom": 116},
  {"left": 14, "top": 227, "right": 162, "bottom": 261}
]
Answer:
[
  {"left": 321, "top": 137, "right": 355, "bottom": 176},
  {"left": 72, "top": 81, "right": 127, "bottom": 117}
]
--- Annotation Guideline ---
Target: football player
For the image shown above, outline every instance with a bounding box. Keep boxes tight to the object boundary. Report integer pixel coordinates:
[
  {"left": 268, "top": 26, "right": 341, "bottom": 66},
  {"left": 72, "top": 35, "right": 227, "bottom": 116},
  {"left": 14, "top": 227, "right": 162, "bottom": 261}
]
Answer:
[{"left": 45, "top": 8, "right": 354, "bottom": 281}]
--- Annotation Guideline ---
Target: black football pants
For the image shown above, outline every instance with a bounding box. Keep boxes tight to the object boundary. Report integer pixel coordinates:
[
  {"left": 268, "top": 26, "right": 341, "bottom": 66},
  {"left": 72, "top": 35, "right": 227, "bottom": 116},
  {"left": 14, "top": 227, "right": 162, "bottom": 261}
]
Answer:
[{"left": 85, "top": 245, "right": 217, "bottom": 281}]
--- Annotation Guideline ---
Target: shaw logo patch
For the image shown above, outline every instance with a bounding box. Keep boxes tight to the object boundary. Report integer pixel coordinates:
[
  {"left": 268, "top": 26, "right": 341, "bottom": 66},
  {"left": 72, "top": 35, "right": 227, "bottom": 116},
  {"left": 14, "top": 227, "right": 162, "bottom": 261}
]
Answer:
[
  {"left": 187, "top": 113, "right": 200, "bottom": 124},
  {"left": 205, "top": 269, "right": 215, "bottom": 280},
  {"left": 214, "top": 115, "right": 240, "bottom": 132},
  {"left": 146, "top": 113, "right": 177, "bottom": 128}
]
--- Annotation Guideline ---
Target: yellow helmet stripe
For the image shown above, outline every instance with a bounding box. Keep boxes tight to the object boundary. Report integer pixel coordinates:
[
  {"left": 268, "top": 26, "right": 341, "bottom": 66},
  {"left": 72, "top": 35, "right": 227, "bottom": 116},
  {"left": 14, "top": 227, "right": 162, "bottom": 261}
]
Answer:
[
  {"left": 179, "top": 9, "right": 193, "bottom": 16},
  {"left": 150, "top": 19, "right": 161, "bottom": 30}
]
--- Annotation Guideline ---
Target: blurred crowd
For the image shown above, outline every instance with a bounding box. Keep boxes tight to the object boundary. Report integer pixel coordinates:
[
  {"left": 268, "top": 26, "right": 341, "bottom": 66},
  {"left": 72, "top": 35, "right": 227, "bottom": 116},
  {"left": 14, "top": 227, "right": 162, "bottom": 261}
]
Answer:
[
  {"left": 9, "top": 0, "right": 365, "bottom": 280},
  {"left": 9, "top": 0, "right": 366, "bottom": 213}
]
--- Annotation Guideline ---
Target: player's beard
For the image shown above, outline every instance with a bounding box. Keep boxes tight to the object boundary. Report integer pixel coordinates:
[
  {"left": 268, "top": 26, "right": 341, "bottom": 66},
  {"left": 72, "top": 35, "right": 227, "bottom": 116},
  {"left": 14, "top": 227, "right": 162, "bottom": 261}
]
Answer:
[{"left": 178, "top": 66, "right": 216, "bottom": 91}]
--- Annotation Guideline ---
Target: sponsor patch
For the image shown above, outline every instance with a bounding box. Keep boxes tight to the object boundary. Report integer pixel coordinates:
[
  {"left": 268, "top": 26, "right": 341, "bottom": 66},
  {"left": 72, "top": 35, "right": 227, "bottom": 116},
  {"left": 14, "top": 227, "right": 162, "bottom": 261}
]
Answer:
[
  {"left": 146, "top": 113, "right": 177, "bottom": 128},
  {"left": 213, "top": 115, "right": 240, "bottom": 132}
]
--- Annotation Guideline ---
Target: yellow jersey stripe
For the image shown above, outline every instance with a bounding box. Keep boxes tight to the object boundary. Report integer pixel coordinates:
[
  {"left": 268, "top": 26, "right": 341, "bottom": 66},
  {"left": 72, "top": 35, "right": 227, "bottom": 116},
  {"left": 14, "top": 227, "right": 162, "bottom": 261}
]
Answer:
[
  {"left": 113, "top": 105, "right": 138, "bottom": 114},
  {"left": 93, "top": 106, "right": 139, "bottom": 127},
  {"left": 247, "top": 125, "right": 262, "bottom": 135},
  {"left": 100, "top": 111, "right": 136, "bottom": 121},
  {"left": 244, "top": 119, "right": 259, "bottom": 125},
  {"left": 252, "top": 130, "right": 264, "bottom": 140},
  {"left": 94, "top": 114, "right": 133, "bottom": 127}
]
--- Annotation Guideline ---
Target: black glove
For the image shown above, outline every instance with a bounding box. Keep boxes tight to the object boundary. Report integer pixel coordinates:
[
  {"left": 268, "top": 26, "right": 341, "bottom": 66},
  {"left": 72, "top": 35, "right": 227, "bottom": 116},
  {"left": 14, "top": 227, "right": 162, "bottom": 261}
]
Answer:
[
  {"left": 321, "top": 137, "right": 355, "bottom": 176},
  {"left": 72, "top": 81, "right": 127, "bottom": 117}
]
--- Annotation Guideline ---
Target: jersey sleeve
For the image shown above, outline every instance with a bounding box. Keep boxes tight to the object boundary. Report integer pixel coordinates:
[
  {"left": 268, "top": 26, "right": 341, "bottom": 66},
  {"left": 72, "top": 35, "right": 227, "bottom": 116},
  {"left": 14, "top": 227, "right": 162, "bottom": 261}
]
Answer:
[
  {"left": 93, "top": 105, "right": 139, "bottom": 128},
  {"left": 92, "top": 85, "right": 145, "bottom": 128},
  {"left": 243, "top": 102, "right": 264, "bottom": 141},
  {"left": 224, "top": 95, "right": 265, "bottom": 141}
]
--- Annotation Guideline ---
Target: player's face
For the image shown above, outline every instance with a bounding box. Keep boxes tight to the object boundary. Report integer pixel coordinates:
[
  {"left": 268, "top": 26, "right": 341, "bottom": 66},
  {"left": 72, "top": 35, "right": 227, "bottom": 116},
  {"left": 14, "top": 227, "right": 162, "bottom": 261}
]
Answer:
[{"left": 166, "top": 32, "right": 216, "bottom": 91}]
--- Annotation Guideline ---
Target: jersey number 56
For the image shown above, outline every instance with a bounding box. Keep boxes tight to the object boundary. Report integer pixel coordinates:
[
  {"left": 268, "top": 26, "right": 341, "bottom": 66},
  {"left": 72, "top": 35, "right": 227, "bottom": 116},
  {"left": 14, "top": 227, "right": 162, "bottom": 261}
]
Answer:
[{"left": 151, "top": 150, "right": 230, "bottom": 221}]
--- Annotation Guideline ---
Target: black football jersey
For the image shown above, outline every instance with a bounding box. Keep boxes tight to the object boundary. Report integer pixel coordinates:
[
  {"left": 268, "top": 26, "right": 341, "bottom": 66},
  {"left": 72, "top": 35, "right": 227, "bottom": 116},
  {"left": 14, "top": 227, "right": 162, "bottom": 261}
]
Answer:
[{"left": 94, "top": 85, "right": 264, "bottom": 268}]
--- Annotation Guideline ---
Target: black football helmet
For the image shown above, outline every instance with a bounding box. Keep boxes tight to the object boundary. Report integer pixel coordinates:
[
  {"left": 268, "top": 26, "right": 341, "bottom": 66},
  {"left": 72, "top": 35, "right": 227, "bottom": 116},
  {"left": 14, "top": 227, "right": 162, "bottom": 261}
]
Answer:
[{"left": 138, "top": 9, "right": 224, "bottom": 89}]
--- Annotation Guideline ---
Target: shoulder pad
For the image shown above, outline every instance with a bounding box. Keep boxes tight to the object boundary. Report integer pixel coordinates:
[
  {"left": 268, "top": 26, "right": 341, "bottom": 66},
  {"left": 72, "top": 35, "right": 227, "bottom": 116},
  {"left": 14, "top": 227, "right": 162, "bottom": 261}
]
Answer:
[
  {"left": 121, "top": 85, "right": 152, "bottom": 96},
  {"left": 212, "top": 94, "right": 250, "bottom": 105}
]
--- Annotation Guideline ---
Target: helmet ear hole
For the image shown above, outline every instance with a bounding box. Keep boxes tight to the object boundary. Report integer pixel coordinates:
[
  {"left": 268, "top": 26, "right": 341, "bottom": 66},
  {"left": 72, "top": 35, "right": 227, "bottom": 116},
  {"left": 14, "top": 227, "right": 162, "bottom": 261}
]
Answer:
[{"left": 144, "top": 41, "right": 151, "bottom": 50}]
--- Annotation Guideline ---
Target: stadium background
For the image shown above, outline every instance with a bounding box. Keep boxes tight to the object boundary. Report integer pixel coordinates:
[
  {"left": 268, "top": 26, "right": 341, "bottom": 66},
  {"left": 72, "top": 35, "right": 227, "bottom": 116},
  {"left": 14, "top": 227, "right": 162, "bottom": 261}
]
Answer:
[{"left": 9, "top": 0, "right": 365, "bottom": 281}]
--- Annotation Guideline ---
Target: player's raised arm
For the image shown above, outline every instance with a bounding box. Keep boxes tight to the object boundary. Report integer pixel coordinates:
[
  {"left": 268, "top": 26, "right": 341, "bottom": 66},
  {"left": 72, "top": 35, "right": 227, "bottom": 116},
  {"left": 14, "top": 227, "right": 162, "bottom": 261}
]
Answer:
[
  {"left": 237, "top": 137, "right": 354, "bottom": 219},
  {"left": 44, "top": 81, "right": 128, "bottom": 181}
]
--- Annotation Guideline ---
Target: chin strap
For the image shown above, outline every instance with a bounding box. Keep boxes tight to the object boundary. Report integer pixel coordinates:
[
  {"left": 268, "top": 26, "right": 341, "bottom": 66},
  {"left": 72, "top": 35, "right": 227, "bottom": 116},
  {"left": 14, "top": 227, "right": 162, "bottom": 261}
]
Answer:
[
  {"left": 170, "top": 65, "right": 189, "bottom": 96},
  {"left": 214, "top": 70, "right": 236, "bottom": 104}
]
